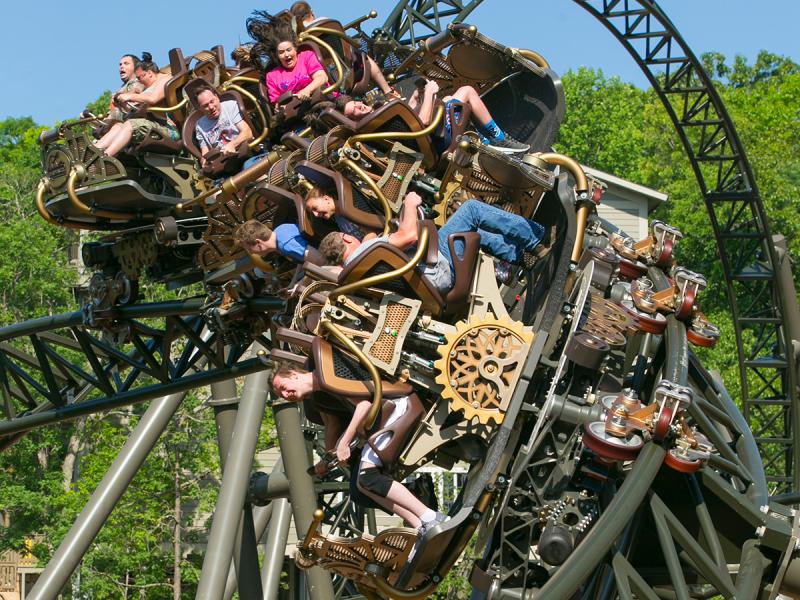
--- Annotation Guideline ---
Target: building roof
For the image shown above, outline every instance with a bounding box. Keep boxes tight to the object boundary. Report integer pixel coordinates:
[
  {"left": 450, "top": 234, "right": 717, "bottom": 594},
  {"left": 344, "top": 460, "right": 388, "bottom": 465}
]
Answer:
[{"left": 583, "top": 165, "right": 668, "bottom": 212}]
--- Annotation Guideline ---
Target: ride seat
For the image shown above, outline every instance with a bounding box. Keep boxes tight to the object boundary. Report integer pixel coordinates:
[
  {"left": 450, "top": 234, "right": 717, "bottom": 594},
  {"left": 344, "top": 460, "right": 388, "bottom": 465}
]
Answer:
[
  {"left": 337, "top": 237, "right": 444, "bottom": 316},
  {"left": 313, "top": 337, "right": 413, "bottom": 399},
  {"left": 336, "top": 220, "right": 481, "bottom": 317},
  {"left": 294, "top": 160, "right": 385, "bottom": 233},
  {"left": 437, "top": 99, "right": 472, "bottom": 158},
  {"left": 181, "top": 86, "right": 256, "bottom": 176},
  {"left": 318, "top": 100, "right": 438, "bottom": 169},
  {"left": 302, "top": 18, "right": 371, "bottom": 95},
  {"left": 365, "top": 392, "right": 425, "bottom": 466}
]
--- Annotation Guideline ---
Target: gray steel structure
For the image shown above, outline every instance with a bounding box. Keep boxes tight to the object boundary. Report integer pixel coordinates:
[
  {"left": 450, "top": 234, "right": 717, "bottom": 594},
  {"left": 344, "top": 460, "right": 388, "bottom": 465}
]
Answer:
[{"left": 0, "top": 1, "right": 798, "bottom": 599}]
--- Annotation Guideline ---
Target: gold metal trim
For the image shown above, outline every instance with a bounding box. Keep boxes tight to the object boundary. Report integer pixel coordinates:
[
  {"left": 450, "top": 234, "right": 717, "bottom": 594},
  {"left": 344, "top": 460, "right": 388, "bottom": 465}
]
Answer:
[
  {"left": 572, "top": 203, "right": 590, "bottom": 263},
  {"left": 339, "top": 157, "right": 392, "bottom": 236},
  {"left": 330, "top": 224, "right": 429, "bottom": 304},
  {"left": 320, "top": 319, "right": 384, "bottom": 430},
  {"left": 535, "top": 152, "right": 590, "bottom": 263},
  {"left": 67, "top": 168, "right": 152, "bottom": 220},
  {"left": 221, "top": 82, "right": 269, "bottom": 147},
  {"left": 516, "top": 48, "right": 550, "bottom": 69},
  {"left": 224, "top": 75, "right": 261, "bottom": 85},
  {"left": 147, "top": 97, "right": 188, "bottom": 113},
  {"left": 348, "top": 104, "right": 444, "bottom": 146},
  {"left": 535, "top": 152, "right": 588, "bottom": 193},
  {"left": 36, "top": 180, "right": 107, "bottom": 230},
  {"left": 297, "top": 33, "right": 345, "bottom": 94},
  {"left": 301, "top": 26, "right": 361, "bottom": 49}
]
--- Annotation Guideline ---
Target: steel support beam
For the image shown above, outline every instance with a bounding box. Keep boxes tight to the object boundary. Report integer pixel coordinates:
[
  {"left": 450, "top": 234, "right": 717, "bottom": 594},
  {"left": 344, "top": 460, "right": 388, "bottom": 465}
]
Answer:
[
  {"left": 196, "top": 370, "right": 268, "bottom": 599},
  {"left": 27, "top": 390, "right": 188, "bottom": 599},
  {"left": 261, "top": 498, "right": 293, "bottom": 600},
  {"left": 273, "top": 401, "right": 334, "bottom": 599},
  {"left": 210, "top": 376, "right": 263, "bottom": 600}
]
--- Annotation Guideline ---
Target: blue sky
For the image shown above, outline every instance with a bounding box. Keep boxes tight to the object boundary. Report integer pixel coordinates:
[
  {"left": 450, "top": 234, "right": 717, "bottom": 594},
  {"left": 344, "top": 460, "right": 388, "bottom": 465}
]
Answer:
[{"left": 2, "top": 0, "right": 798, "bottom": 125}]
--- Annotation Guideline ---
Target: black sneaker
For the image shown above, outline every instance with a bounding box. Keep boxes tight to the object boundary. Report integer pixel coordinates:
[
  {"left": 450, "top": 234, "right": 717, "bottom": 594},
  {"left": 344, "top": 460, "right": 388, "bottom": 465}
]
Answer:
[{"left": 488, "top": 136, "right": 530, "bottom": 154}]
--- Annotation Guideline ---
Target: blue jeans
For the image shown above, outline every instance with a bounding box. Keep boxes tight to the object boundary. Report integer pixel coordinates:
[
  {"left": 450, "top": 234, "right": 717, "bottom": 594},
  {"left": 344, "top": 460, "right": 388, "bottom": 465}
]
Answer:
[
  {"left": 242, "top": 152, "right": 267, "bottom": 170},
  {"left": 437, "top": 200, "right": 544, "bottom": 267}
]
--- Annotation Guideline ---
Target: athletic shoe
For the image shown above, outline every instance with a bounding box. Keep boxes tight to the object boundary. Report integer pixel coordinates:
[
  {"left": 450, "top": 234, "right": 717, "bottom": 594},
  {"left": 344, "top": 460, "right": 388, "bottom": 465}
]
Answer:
[
  {"left": 487, "top": 137, "right": 530, "bottom": 154},
  {"left": 408, "top": 513, "right": 448, "bottom": 561}
]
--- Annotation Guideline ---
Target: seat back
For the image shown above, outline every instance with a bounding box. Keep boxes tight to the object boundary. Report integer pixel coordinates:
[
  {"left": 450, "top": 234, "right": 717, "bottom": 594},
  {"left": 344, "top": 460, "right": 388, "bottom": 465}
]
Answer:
[
  {"left": 338, "top": 241, "right": 444, "bottom": 315},
  {"left": 163, "top": 48, "right": 191, "bottom": 128},
  {"left": 294, "top": 160, "right": 385, "bottom": 232},
  {"left": 444, "top": 231, "right": 481, "bottom": 314},
  {"left": 366, "top": 392, "right": 425, "bottom": 466},
  {"left": 303, "top": 18, "right": 372, "bottom": 95},
  {"left": 438, "top": 99, "right": 472, "bottom": 157},
  {"left": 313, "top": 337, "right": 413, "bottom": 399},
  {"left": 181, "top": 89, "right": 255, "bottom": 176}
]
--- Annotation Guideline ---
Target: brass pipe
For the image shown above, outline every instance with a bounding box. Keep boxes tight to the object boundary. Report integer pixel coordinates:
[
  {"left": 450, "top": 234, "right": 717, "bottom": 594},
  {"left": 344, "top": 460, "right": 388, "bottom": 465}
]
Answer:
[
  {"left": 297, "top": 33, "right": 345, "bottom": 95},
  {"left": 219, "top": 149, "right": 282, "bottom": 202},
  {"left": 175, "top": 184, "right": 222, "bottom": 212},
  {"left": 516, "top": 48, "right": 550, "bottom": 69},
  {"left": 221, "top": 82, "right": 269, "bottom": 147},
  {"left": 374, "top": 579, "right": 436, "bottom": 600},
  {"left": 572, "top": 203, "right": 590, "bottom": 263},
  {"left": 301, "top": 26, "right": 361, "bottom": 49},
  {"left": 320, "top": 320, "right": 383, "bottom": 431},
  {"left": 339, "top": 157, "right": 392, "bottom": 235},
  {"left": 343, "top": 10, "right": 377, "bottom": 31},
  {"left": 300, "top": 508, "right": 324, "bottom": 549},
  {"left": 36, "top": 181, "right": 61, "bottom": 226},
  {"left": 330, "top": 225, "right": 429, "bottom": 304},
  {"left": 147, "top": 97, "right": 188, "bottom": 113},
  {"left": 177, "top": 149, "right": 282, "bottom": 211},
  {"left": 348, "top": 104, "right": 444, "bottom": 146},
  {"left": 248, "top": 252, "right": 274, "bottom": 273},
  {"left": 36, "top": 180, "right": 111, "bottom": 231},
  {"left": 224, "top": 76, "right": 260, "bottom": 85},
  {"left": 535, "top": 152, "right": 588, "bottom": 193},
  {"left": 535, "top": 152, "right": 590, "bottom": 263},
  {"left": 67, "top": 168, "right": 152, "bottom": 220}
]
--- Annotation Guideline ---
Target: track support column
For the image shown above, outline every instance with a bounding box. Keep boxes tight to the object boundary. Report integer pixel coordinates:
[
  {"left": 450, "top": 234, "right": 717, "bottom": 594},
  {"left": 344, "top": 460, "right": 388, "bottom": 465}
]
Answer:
[{"left": 273, "top": 400, "right": 335, "bottom": 599}]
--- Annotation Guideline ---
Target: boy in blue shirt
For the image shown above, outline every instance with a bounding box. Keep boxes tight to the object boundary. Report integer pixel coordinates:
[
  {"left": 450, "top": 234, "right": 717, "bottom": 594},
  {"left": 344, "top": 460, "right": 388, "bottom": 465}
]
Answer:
[{"left": 234, "top": 219, "right": 323, "bottom": 265}]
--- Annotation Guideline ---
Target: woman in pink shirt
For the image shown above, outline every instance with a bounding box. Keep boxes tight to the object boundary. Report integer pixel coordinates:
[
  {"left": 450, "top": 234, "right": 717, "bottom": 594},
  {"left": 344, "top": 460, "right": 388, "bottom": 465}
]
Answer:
[{"left": 247, "top": 11, "right": 330, "bottom": 106}]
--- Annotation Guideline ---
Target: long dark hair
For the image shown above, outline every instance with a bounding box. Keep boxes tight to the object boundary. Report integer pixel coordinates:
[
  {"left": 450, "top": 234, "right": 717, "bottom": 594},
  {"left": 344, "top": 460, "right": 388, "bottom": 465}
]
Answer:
[
  {"left": 246, "top": 11, "right": 298, "bottom": 72},
  {"left": 137, "top": 51, "right": 158, "bottom": 73}
]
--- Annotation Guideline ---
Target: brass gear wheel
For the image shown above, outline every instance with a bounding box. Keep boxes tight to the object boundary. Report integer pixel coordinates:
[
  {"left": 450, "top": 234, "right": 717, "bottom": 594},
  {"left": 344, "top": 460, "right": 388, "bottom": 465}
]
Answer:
[{"left": 435, "top": 316, "right": 533, "bottom": 425}]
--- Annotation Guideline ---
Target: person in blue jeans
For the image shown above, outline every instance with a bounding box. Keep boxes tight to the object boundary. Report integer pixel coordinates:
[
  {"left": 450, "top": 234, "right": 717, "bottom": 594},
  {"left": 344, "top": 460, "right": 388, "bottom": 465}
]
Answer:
[{"left": 318, "top": 192, "right": 553, "bottom": 293}]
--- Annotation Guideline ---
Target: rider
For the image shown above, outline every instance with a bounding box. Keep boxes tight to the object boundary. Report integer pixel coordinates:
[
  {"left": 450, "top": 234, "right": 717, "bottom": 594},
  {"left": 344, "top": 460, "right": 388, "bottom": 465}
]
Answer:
[{"left": 319, "top": 192, "right": 555, "bottom": 293}]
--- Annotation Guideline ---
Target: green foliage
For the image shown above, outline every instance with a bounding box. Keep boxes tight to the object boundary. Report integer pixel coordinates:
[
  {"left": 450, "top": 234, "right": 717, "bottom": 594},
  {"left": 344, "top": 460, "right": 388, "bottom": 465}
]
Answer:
[{"left": 0, "top": 48, "right": 798, "bottom": 596}]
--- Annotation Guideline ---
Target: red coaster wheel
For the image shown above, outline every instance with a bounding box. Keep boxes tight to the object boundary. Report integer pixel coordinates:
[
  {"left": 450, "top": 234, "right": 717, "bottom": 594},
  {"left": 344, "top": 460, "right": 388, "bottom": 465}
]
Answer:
[
  {"left": 621, "top": 301, "right": 667, "bottom": 334},
  {"left": 618, "top": 257, "right": 648, "bottom": 280},
  {"left": 583, "top": 421, "right": 643, "bottom": 462},
  {"left": 664, "top": 448, "right": 704, "bottom": 473},
  {"left": 687, "top": 325, "right": 719, "bottom": 348},
  {"left": 674, "top": 287, "right": 696, "bottom": 321},
  {"left": 654, "top": 237, "right": 673, "bottom": 268},
  {"left": 653, "top": 405, "right": 675, "bottom": 441}
]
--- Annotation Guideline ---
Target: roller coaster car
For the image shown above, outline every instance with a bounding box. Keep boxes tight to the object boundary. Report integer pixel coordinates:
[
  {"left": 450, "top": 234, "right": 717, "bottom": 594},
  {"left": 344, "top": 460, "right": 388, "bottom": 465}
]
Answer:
[
  {"left": 395, "top": 23, "right": 565, "bottom": 153},
  {"left": 435, "top": 141, "right": 557, "bottom": 224}
]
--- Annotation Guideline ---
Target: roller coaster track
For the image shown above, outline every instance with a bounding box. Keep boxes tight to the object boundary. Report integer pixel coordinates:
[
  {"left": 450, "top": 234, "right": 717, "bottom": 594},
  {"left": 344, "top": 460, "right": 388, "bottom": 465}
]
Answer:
[
  {"left": 381, "top": 0, "right": 799, "bottom": 491},
  {"left": 0, "top": 298, "right": 280, "bottom": 443}
]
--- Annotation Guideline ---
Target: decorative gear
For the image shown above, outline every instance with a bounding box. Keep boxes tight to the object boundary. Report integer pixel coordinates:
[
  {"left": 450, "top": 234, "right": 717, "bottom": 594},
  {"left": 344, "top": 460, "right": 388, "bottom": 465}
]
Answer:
[{"left": 435, "top": 316, "right": 533, "bottom": 425}]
